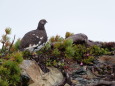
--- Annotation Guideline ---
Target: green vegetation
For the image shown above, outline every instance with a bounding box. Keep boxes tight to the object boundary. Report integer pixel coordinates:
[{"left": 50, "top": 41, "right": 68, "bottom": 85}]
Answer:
[
  {"left": 0, "top": 52, "right": 23, "bottom": 86},
  {"left": 0, "top": 28, "right": 23, "bottom": 86},
  {"left": 0, "top": 28, "right": 11, "bottom": 54},
  {"left": 37, "top": 34, "right": 112, "bottom": 66},
  {"left": 65, "top": 32, "right": 74, "bottom": 38}
]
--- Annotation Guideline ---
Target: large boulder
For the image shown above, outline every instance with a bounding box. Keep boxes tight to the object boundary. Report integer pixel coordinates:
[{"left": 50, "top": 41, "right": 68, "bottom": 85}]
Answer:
[
  {"left": 67, "top": 33, "right": 88, "bottom": 44},
  {"left": 66, "top": 33, "right": 103, "bottom": 47},
  {"left": 20, "top": 60, "right": 64, "bottom": 86}
]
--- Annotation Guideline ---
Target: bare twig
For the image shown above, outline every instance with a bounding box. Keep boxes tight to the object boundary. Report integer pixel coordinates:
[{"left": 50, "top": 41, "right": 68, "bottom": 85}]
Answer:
[
  {"left": 8, "top": 35, "right": 15, "bottom": 53},
  {"left": 1, "top": 42, "right": 5, "bottom": 53},
  {"left": 1, "top": 34, "right": 7, "bottom": 53}
]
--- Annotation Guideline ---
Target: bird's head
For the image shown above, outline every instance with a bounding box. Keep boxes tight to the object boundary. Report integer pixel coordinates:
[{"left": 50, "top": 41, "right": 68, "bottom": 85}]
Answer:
[{"left": 39, "top": 19, "right": 47, "bottom": 25}]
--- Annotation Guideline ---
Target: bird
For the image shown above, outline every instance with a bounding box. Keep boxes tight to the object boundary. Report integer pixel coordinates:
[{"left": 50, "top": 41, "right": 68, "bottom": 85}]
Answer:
[{"left": 20, "top": 19, "right": 48, "bottom": 52}]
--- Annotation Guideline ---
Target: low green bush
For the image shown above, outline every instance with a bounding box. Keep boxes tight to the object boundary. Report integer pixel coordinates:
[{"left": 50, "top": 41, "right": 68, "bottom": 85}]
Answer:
[
  {"left": 39, "top": 34, "right": 111, "bottom": 66},
  {"left": 0, "top": 28, "right": 23, "bottom": 86}
]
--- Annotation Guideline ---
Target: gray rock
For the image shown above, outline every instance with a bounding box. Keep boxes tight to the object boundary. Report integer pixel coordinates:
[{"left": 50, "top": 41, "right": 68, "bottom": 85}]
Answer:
[
  {"left": 67, "top": 33, "right": 88, "bottom": 43},
  {"left": 87, "top": 40, "right": 102, "bottom": 47},
  {"left": 20, "top": 60, "right": 64, "bottom": 86}
]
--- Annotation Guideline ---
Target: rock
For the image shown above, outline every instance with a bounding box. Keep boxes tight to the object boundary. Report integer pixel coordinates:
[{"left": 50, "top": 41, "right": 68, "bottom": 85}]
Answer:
[
  {"left": 64, "top": 83, "right": 70, "bottom": 86},
  {"left": 20, "top": 60, "right": 64, "bottom": 86},
  {"left": 67, "top": 33, "right": 88, "bottom": 44},
  {"left": 86, "top": 68, "right": 96, "bottom": 79},
  {"left": 90, "top": 80, "right": 115, "bottom": 86},
  {"left": 71, "top": 79, "right": 79, "bottom": 85},
  {"left": 66, "top": 33, "right": 103, "bottom": 47},
  {"left": 68, "top": 63, "right": 97, "bottom": 86},
  {"left": 87, "top": 40, "right": 102, "bottom": 47},
  {"left": 98, "top": 55, "right": 115, "bottom": 66}
]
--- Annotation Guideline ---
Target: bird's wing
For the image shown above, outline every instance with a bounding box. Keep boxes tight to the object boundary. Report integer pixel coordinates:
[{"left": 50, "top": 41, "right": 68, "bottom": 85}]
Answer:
[{"left": 20, "top": 30, "right": 41, "bottom": 48}]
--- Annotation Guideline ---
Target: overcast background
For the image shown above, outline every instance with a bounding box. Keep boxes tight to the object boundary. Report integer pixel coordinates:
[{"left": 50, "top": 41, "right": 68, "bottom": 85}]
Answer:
[{"left": 0, "top": 0, "right": 115, "bottom": 48}]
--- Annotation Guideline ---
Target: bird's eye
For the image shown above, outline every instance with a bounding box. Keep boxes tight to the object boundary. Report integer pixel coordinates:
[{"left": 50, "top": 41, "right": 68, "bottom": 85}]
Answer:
[{"left": 40, "top": 21, "right": 45, "bottom": 24}]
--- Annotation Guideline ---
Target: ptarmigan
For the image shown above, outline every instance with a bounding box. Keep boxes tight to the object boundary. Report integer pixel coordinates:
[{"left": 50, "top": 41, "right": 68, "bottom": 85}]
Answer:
[{"left": 20, "top": 19, "right": 48, "bottom": 52}]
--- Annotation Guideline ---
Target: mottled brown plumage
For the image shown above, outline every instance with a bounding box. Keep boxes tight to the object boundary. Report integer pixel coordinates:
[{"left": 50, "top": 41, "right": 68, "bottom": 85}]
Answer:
[{"left": 20, "top": 19, "right": 47, "bottom": 52}]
